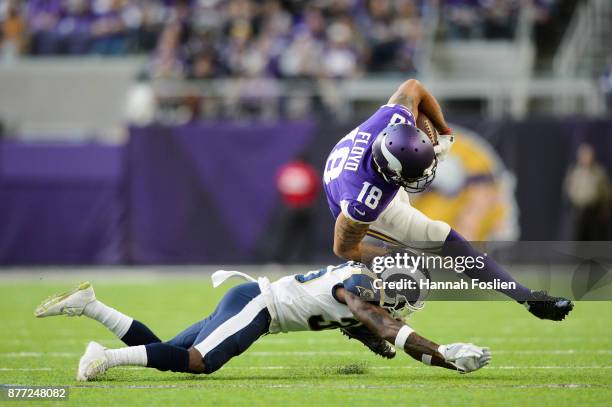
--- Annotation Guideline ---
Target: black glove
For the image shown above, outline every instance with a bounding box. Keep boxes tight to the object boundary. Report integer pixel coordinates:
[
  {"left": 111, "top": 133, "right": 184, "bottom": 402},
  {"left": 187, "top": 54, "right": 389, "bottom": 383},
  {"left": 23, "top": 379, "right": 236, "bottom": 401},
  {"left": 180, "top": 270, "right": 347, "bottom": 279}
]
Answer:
[
  {"left": 340, "top": 325, "right": 396, "bottom": 359},
  {"left": 524, "top": 291, "right": 574, "bottom": 321}
]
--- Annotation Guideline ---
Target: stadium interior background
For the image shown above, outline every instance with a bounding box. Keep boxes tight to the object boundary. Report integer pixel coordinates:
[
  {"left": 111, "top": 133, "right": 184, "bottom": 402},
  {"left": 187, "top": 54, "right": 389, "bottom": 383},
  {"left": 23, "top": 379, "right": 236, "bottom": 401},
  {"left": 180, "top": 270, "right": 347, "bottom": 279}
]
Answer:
[{"left": 1, "top": 0, "right": 611, "bottom": 265}]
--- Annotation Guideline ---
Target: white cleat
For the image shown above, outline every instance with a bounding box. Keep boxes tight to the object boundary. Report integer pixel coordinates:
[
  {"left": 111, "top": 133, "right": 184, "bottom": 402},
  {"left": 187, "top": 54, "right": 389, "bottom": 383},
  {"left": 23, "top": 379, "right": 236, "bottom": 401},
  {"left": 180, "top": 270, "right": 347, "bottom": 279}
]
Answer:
[
  {"left": 76, "top": 341, "right": 108, "bottom": 382},
  {"left": 34, "top": 282, "right": 96, "bottom": 318}
]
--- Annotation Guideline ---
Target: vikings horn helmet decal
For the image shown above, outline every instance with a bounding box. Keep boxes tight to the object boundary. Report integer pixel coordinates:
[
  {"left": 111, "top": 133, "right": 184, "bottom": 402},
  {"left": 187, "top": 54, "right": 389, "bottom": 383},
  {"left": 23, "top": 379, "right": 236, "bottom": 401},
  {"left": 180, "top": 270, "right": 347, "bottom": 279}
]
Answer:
[{"left": 372, "top": 123, "right": 437, "bottom": 192}]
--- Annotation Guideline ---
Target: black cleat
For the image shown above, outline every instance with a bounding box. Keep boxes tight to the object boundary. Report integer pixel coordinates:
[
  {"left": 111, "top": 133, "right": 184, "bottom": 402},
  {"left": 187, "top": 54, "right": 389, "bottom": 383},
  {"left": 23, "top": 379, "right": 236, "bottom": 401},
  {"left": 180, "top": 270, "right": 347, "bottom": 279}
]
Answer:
[
  {"left": 524, "top": 291, "right": 574, "bottom": 321},
  {"left": 340, "top": 325, "right": 396, "bottom": 359}
]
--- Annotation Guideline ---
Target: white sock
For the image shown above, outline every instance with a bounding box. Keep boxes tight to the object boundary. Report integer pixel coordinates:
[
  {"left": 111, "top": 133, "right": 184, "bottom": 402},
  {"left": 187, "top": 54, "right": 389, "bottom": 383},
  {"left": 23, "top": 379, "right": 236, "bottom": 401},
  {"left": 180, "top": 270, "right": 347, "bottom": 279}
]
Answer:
[
  {"left": 83, "top": 300, "right": 133, "bottom": 339},
  {"left": 105, "top": 346, "right": 147, "bottom": 368}
]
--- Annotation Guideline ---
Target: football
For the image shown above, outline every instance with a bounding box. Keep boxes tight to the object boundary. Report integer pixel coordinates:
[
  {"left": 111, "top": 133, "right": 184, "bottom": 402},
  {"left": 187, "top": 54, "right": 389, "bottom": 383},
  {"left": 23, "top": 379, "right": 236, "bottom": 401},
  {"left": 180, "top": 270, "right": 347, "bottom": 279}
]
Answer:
[{"left": 416, "top": 112, "right": 439, "bottom": 145}]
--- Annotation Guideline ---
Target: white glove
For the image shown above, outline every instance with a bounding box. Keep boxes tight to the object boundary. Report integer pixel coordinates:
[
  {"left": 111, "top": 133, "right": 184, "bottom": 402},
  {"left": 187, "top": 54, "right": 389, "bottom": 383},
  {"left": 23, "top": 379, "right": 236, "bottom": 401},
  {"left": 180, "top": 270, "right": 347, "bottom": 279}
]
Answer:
[
  {"left": 433, "top": 134, "right": 455, "bottom": 161},
  {"left": 439, "top": 343, "right": 491, "bottom": 374}
]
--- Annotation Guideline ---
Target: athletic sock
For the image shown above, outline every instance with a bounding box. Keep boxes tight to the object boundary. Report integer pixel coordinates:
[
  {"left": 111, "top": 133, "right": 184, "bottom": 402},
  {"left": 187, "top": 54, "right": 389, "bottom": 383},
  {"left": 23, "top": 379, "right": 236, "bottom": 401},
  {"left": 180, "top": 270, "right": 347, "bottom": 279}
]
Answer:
[
  {"left": 105, "top": 345, "right": 147, "bottom": 368},
  {"left": 442, "top": 229, "right": 532, "bottom": 301},
  {"left": 120, "top": 320, "right": 162, "bottom": 346},
  {"left": 83, "top": 300, "right": 133, "bottom": 339},
  {"left": 144, "top": 342, "right": 190, "bottom": 373}
]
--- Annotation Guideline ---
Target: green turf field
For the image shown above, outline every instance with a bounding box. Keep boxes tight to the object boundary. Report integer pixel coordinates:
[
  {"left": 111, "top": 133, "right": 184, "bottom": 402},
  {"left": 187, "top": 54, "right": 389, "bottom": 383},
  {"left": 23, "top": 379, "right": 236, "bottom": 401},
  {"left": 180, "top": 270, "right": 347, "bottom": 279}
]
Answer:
[{"left": 0, "top": 276, "right": 610, "bottom": 406}]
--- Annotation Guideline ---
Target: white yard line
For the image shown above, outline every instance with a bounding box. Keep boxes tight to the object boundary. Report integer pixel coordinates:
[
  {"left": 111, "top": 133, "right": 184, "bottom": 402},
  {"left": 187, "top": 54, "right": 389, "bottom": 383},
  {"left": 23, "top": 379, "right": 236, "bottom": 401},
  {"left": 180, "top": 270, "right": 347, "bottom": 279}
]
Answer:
[
  {"left": 2, "top": 365, "right": 611, "bottom": 373},
  {"left": 189, "top": 365, "right": 612, "bottom": 370},
  {"left": 0, "top": 368, "right": 52, "bottom": 371},
  {"left": 1, "top": 349, "right": 611, "bottom": 358},
  {"left": 157, "top": 365, "right": 612, "bottom": 370},
  {"left": 1, "top": 352, "right": 79, "bottom": 357},
  {"left": 1, "top": 382, "right": 605, "bottom": 390},
  {"left": 17, "top": 383, "right": 608, "bottom": 390}
]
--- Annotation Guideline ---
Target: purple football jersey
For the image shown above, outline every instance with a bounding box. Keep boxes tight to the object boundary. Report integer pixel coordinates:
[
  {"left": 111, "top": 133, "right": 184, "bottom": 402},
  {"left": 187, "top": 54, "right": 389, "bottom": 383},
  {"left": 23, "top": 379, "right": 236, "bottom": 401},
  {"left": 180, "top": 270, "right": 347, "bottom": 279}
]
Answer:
[{"left": 323, "top": 104, "right": 416, "bottom": 223}]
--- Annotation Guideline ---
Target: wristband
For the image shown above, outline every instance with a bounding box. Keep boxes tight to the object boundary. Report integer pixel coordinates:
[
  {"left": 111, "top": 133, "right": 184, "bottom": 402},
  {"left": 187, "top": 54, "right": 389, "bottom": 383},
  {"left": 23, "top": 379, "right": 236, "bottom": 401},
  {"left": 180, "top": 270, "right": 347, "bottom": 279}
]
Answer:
[
  {"left": 437, "top": 344, "right": 448, "bottom": 359},
  {"left": 421, "top": 354, "right": 432, "bottom": 365},
  {"left": 394, "top": 325, "right": 414, "bottom": 349},
  {"left": 440, "top": 127, "right": 452, "bottom": 135}
]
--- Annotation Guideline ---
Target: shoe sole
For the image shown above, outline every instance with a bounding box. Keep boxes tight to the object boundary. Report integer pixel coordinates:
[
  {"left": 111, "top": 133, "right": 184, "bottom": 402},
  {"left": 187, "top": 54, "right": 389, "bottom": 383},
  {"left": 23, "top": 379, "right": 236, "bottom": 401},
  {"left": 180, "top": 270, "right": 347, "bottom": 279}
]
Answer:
[
  {"left": 34, "top": 282, "right": 91, "bottom": 318},
  {"left": 77, "top": 342, "right": 106, "bottom": 381},
  {"left": 86, "top": 359, "right": 106, "bottom": 380}
]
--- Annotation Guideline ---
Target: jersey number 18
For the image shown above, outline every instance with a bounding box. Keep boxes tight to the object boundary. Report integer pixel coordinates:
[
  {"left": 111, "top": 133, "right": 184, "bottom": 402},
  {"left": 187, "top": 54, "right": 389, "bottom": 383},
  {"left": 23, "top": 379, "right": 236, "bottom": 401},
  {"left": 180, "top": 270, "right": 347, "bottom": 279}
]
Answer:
[{"left": 357, "top": 182, "right": 382, "bottom": 210}]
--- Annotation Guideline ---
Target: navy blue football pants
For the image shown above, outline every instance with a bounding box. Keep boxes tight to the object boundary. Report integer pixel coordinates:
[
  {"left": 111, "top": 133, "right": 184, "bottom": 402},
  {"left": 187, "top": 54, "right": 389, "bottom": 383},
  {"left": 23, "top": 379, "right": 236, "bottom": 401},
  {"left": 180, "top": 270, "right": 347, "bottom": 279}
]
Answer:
[{"left": 165, "top": 282, "right": 271, "bottom": 374}]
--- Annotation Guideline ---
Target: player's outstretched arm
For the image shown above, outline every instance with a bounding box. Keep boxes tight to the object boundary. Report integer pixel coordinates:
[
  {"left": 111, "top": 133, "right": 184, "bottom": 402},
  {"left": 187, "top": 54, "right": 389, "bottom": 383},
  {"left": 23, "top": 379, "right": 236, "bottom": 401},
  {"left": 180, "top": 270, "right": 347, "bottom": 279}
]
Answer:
[
  {"left": 388, "top": 79, "right": 451, "bottom": 135},
  {"left": 338, "top": 288, "right": 491, "bottom": 374},
  {"left": 333, "top": 214, "right": 387, "bottom": 263}
]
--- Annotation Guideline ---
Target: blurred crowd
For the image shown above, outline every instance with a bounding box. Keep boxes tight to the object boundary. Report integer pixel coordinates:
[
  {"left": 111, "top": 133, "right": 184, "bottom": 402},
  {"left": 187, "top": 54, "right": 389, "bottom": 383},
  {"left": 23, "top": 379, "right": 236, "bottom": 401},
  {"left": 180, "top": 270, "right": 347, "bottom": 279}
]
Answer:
[
  {"left": 0, "top": 0, "right": 426, "bottom": 78},
  {"left": 1, "top": 0, "right": 560, "bottom": 78}
]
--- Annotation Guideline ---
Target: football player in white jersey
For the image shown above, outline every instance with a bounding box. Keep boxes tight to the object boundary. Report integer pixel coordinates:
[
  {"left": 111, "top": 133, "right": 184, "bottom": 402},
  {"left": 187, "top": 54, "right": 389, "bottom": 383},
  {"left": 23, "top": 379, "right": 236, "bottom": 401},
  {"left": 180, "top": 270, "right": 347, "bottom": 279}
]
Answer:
[{"left": 35, "top": 262, "right": 491, "bottom": 381}]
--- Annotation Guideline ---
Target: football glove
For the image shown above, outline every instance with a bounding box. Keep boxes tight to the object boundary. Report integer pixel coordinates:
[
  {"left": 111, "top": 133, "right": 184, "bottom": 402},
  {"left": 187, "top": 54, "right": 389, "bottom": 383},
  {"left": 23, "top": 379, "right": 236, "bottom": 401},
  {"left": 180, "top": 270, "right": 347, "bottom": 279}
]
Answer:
[
  {"left": 524, "top": 291, "right": 574, "bottom": 321},
  {"left": 439, "top": 343, "right": 491, "bottom": 374},
  {"left": 433, "top": 134, "right": 455, "bottom": 161}
]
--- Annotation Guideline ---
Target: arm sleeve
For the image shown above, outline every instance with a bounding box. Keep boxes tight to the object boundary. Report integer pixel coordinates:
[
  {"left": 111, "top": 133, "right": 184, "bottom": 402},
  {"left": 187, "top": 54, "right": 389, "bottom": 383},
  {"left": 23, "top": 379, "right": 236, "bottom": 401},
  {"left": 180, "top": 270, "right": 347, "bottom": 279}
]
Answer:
[{"left": 340, "top": 199, "right": 378, "bottom": 224}]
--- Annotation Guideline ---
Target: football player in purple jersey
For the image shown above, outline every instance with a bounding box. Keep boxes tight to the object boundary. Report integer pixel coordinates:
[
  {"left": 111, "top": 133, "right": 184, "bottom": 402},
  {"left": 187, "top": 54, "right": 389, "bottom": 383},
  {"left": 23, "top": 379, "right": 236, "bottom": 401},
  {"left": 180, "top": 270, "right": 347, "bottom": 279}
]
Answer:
[{"left": 323, "top": 79, "right": 573, "bottom": 353}]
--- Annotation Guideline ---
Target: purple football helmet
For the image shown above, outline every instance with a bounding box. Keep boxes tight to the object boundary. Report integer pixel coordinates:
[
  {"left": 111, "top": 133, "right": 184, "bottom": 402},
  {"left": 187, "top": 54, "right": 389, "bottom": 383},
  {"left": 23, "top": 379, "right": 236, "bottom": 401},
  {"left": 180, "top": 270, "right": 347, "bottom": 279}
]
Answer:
[{"left": 372, "top": 123, "right": 437, "bottom": 192}]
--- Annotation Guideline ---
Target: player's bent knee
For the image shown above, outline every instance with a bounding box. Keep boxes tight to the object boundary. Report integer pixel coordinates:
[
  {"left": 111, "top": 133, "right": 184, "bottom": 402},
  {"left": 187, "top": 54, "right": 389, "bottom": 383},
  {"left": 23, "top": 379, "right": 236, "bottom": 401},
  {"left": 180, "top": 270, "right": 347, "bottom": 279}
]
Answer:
[
  {"left": 187, "top": 347, "right": 206, "bottom": 374},
  {"left": 425, "top": 220, "right": 451, "bottom": 242}
]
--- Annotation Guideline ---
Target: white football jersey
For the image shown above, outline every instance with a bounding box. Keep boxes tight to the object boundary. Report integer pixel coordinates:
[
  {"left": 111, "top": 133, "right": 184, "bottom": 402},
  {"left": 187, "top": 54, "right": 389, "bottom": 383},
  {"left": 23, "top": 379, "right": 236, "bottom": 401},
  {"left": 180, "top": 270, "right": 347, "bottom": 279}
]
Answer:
[{"left": 260, "top": 262, "right": 373, "bottom": 333}]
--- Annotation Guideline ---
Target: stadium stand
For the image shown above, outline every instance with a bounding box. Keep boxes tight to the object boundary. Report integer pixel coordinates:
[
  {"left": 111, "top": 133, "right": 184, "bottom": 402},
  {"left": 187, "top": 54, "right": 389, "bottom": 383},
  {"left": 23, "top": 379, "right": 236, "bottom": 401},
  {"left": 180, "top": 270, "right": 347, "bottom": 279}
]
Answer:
[
  {"left": 0, "top": 0, "right": 606, "bottom": 136},
  {"left": 1, "top": 1, "right": 569, "bottom": 78}
]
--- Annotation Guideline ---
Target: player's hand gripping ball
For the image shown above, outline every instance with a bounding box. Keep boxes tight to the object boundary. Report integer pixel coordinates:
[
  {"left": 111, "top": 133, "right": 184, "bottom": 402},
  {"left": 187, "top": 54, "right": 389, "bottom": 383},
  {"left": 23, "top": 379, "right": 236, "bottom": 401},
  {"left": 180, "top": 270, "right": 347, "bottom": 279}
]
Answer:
[
  {"left": 416, "top": 113, "right": 439, "bottom": 145},
  {"left": 416, "top": 113, "right": 454, "bottom": 161}
]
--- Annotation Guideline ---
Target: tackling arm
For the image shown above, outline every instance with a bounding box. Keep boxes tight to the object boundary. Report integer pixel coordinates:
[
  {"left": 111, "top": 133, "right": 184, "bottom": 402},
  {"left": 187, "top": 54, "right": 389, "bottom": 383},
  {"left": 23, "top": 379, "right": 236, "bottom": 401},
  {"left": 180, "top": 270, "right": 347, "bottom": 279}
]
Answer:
[
  {"left": 337, "top": 287, "right": 491, "bottom": 373},
  {"left": 388, "top": 79, "right": 451, "bottom": 135}
]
